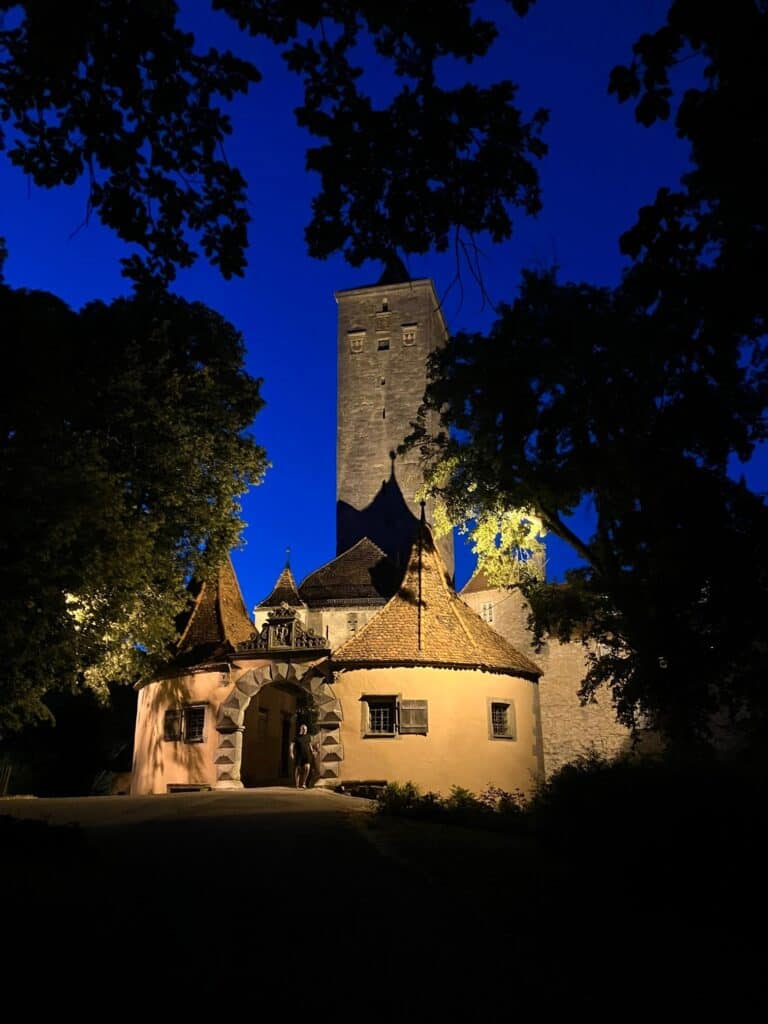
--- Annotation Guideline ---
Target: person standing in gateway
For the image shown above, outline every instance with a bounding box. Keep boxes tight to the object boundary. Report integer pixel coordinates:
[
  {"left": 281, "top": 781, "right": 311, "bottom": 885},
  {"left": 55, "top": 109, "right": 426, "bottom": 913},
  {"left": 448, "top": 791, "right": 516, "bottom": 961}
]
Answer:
[{"left": 290, "top": 723, "right": 317, "bottom": 788}]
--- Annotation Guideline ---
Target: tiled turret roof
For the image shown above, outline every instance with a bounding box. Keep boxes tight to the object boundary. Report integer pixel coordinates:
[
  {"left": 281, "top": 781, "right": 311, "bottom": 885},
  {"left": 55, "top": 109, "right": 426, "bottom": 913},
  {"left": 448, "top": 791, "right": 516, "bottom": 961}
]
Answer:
[
  {"left": 175, "top": 556, "right": 254, "bottom": 665},
  {"left": 299, "top": 538, "right": 402, "bottom": 607},
  {"left": 257, "top": 563, "right": 305, "bottom": 608},
  {"left": 332, "top": 527, "right": 540, "bottom": 677}
]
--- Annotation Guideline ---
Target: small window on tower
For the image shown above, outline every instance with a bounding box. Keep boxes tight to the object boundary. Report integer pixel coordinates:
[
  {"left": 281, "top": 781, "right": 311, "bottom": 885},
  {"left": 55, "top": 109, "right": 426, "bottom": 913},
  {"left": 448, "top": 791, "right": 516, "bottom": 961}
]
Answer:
[
  {"left": 362, "top": 696, "right": 397, "bottom": 736},
  {"left": 377, "top": 337, "right": 390, "bottom": 351},
  {"left": 481, "top": 601, "right": 494, "bottom": 623},
  {"left": 382, "top": 298, "right": 389, "bottom": 312},
  {"left": 164, "top": 704, "right": 207, "bottom": 743},
  {"left": 487, "top": 699, "right": 516, "bottom": 740},
  {"left": 347, "top": 613, "right": 359, "bottom": 635}
]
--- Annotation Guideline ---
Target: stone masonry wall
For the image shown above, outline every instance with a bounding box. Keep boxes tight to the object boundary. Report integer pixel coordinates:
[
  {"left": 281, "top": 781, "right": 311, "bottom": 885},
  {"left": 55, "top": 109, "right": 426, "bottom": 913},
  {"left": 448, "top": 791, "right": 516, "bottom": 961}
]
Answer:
[
  {"left": 335, "top": 278, "right": 453, "bottom": 578},
  {"left": 461, "top": 585, "right": 631, "bottom": 777}
]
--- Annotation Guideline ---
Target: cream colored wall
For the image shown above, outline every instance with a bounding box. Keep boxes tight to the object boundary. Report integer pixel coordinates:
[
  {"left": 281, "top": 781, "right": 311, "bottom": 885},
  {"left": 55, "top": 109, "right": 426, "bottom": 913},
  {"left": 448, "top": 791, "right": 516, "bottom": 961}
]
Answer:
[
  {"left": 253, "top": 605, "right": 376, "bottom": 649},
  {"left": 334, "top": 666, "right": 543, "bottom": 798},
  {"left": 305, "top": 606, "right": 381, "bottom": 650},
  {"left": 131, "top": 670, "right": 235, "bottom": 795},
  {"left": 462, "top": 586, "right": 632, "bottom": 776}
]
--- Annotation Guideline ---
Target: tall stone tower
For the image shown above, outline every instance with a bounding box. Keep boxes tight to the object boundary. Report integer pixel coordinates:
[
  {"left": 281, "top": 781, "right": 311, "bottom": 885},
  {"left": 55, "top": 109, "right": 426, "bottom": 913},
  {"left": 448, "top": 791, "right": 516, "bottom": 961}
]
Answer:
[{"left": 335, "top": 270, "right": 454, "bottom": 579}]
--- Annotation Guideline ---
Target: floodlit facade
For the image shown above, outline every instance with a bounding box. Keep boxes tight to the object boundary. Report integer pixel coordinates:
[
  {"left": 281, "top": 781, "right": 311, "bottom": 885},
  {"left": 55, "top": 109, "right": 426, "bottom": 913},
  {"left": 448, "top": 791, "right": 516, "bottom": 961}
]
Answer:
[{"left": 131, "top": 269, "right": 631, "bottom": 796}]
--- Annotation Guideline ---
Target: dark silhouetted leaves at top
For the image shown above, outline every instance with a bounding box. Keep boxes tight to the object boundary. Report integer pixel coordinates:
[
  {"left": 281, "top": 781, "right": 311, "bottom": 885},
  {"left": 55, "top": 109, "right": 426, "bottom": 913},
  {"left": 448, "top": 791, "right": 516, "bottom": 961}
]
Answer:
[
  {"left": 0, "top": 0, "right": 258, "bottom": 284},
  {"left": 0, "top": 1, "right": 546, "bottom": 282}
]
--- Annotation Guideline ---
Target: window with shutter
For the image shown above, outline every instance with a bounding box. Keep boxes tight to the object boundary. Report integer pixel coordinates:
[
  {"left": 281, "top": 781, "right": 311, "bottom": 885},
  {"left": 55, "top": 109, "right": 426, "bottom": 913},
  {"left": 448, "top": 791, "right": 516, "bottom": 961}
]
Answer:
[
  {"left": 399, "top": 700, "right": 428, "bottom": 735},
  {"left": 362, "top": 696, "right": 397, "bottom": 737},
  {"left": 164, "top": 704, "right": 207, "bottom": 743}
]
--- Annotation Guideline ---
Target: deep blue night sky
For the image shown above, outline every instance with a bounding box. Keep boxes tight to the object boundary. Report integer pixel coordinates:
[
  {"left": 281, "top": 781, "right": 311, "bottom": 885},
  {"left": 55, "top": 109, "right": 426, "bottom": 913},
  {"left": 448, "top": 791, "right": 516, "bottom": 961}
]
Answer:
[{"left": 1, "top": 1, "right": 699, "bottom": 611}]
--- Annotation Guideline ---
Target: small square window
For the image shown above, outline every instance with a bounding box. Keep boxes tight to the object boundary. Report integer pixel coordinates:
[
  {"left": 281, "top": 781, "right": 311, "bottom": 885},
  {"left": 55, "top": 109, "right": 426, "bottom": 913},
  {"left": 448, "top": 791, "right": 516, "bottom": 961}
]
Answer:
[
  {"left": 361, "top": 697, "right": 428, "bottom": 736},
  {"left": 488, "top": 699, "right": 516, "bottom": 740},
  {"left": 164, "top": 704, "right": 207, "bottom": 744},
  {"left": 377, "top": 337, "right": 390, "bottom": 351},
  {"left": 362, "top": 696, "right": 397, "bottom": 736}
]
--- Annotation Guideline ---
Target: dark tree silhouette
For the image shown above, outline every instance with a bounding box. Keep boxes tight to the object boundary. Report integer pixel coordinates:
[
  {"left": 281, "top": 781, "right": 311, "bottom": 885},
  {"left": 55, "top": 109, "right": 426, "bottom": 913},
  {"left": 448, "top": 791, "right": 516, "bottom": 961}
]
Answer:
[
  {"left": 0, "top": 1, "right": 546, "bottom": 283},
  {"left": 408, "top": 2, "right": 768, "bottom": 748},
  {"left": 0, "top": 284, "right": 266, "bottom": 729}
]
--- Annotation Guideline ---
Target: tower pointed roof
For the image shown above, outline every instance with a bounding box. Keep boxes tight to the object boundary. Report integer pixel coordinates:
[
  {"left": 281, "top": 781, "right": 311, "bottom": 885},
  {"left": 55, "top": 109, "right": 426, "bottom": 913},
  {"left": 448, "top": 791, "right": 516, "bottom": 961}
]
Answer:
[
  {"left": 175, "top": 556, "right": 255, "bottom": 664},
  {"left": 332, "top": 524, "right": 541, "bottom": 677},
  {"left": 257, "top": 560, "right": 305, "bottom": 609}
]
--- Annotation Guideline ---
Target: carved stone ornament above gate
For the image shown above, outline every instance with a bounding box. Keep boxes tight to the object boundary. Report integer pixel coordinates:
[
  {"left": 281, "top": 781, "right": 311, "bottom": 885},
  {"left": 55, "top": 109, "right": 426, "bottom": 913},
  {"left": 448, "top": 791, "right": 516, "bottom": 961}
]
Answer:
[{"left": 236, "top": 603, "right": 327, "bottom": 653}]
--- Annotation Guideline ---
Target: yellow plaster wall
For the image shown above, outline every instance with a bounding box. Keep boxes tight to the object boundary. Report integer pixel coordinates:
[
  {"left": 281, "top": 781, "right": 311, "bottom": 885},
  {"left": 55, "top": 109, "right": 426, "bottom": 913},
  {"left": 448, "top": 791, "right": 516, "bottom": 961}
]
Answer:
[
  {"left": 461, "top": 586, "right": 632, "bottom": 776},
  {"left": 131, "top": 670, "right": 235, "bottom": 795},
  {"left": 334, "top": 665, "right": 542, "bottom": 798}
]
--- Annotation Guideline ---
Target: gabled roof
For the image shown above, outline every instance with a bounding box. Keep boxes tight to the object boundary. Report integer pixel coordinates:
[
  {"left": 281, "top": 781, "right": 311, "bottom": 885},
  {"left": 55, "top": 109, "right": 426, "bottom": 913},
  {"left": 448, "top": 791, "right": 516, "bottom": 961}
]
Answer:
[
  {"left": 332, "top": 527, "right": 541, "bottom": 677},
  {"left": 460, "top": 568, "right": 496, "bottom": 595},
  {"left": 257, "top": 563, "right": 304, "bottom": 608},
  {"left": 175, "top": 556, "right": 255, "bottom": 665},
  {"left": 299, "top": 537, "right": 402, "bottom": 607}
]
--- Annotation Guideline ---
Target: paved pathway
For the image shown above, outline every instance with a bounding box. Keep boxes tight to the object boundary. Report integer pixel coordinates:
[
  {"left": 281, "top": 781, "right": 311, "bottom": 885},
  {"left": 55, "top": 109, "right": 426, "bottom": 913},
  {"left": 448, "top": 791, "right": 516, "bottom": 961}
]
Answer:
[{"left": 2, "top": 788, "right": 527, "bottom": 1019}]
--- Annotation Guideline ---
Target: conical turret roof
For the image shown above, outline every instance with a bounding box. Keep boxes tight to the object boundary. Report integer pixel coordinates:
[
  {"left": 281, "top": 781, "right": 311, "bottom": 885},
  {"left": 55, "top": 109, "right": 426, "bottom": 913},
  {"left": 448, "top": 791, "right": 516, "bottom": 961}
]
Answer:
[
  {"left": 175, "top": 556, "right": 255, "bottom": 664},
  {"left": 332, "top": 526, "right": 540, "bottom": 677},
  {"left": 257, "top": 562, "right": 304, "bottom": 608}
]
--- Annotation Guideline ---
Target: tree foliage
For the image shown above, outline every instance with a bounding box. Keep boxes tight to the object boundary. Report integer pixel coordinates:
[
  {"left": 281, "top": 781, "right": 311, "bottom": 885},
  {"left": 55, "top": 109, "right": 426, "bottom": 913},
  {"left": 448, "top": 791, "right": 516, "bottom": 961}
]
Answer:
[
  {"left": 0, "top": 0, "right": 546, "bottom": 283},
  {"left": 409, "top": 2, "right": 768, "bottom": 747},
  {"left": 0, "top": 284, "right": 266, "bottom": 730}
]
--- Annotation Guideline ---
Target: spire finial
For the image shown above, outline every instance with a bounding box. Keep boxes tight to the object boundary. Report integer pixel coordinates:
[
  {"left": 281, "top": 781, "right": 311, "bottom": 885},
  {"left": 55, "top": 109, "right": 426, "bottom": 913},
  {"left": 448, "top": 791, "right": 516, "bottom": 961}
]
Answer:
[{"left": 285, "top": 546, "right": 291, "bottom": 568}]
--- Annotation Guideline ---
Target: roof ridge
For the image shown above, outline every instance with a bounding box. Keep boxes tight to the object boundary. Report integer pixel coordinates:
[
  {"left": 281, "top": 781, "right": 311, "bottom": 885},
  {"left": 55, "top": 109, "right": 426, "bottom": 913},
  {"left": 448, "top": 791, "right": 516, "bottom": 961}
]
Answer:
[
  {"left": 175, "top": 579, "right": 207, "bottom": 653},
  {"left": 297, "top": 536, "right": 388, "bottom": 588},
  {"left": 430, "top": 536, "right": 478, "bottom": 651},
  {"left": 332, "top": 525, "right": 541, "bottom": 676}
]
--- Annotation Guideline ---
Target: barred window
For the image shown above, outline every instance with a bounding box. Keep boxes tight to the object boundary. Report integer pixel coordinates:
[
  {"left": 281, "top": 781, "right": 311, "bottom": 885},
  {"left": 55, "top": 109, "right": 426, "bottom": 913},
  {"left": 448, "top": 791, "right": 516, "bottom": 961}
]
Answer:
[
  {"left": 183, "top": 705, "right": 206, "bottom": 743},
  {"left": 362, "top": 697, "right": 428, "bottom": 737},
  {"left": 491, "top": 703, "right": 508, "bottom": 735},
  {"left": 488, "top": 699, "right": 516, "bottom": 740},
  {"left": 368, "top": 700, "right": 395, "bottom": 735},
  {"left": 481, "top": 601, "right": 494, "bottom": 623},
  {"left": 164, "top": 704, "right": 207, "bottom": 743}
]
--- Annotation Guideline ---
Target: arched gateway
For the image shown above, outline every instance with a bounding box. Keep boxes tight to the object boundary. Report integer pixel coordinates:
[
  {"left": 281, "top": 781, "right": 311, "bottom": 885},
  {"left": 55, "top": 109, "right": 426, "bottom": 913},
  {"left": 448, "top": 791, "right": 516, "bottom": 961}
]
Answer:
[{"left": 214, "top": 654, "right": 344, "bottom": 790}]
